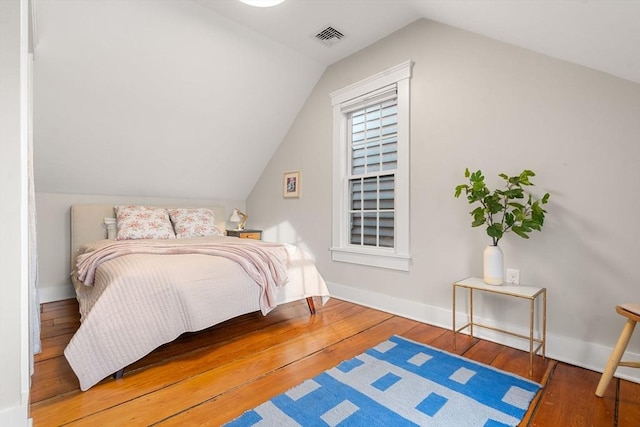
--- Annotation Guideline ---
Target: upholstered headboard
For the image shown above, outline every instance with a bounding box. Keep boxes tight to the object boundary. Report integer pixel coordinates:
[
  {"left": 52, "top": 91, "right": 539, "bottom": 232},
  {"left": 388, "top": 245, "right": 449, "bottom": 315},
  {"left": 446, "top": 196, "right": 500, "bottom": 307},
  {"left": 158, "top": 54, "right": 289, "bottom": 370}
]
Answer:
[{"left": 70, "top": 204, "right": 227, "bottom": 271}]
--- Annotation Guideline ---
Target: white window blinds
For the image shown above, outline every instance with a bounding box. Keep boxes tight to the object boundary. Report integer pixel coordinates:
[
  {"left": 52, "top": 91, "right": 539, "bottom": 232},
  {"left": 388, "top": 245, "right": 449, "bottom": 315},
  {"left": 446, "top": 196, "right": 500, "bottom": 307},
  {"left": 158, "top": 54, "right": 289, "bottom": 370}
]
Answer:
[{"left": 348, "top": 97, "right": 397, "bottom": 248}]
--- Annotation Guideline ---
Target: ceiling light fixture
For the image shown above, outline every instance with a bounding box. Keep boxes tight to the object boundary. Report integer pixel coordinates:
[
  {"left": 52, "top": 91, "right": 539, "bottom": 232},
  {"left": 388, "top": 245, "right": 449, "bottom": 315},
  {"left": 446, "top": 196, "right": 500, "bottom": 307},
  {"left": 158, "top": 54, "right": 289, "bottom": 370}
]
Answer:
[{"left": 239, "top": 0, "right": 285, "bottom": 7}]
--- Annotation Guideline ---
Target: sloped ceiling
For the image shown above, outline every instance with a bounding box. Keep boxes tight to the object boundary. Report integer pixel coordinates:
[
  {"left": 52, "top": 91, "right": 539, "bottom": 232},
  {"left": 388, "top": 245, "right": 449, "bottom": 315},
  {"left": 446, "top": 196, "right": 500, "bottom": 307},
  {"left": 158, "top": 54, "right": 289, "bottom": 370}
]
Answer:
[
  {"left": 198, "top": 0, "right": 640, "bottom": 83},
  {"left": 34, "top": 0, "right": 324, "bottom": 200},
  {"left": 33, "top": 0, "right": 639, "bottom": 200}
]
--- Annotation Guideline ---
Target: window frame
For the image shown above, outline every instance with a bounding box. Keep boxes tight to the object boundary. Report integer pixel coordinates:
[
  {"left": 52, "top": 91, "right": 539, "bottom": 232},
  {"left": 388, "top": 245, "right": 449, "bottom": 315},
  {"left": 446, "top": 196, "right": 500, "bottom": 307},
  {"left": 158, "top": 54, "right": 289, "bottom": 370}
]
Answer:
[{"left": 330, "top": 60, "right": 412, "bottom": 271}]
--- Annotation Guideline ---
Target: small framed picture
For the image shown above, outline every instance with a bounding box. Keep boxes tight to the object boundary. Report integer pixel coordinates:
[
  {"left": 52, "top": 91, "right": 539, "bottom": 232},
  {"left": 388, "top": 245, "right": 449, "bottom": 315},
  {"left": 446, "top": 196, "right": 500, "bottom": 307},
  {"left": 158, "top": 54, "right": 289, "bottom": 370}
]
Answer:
[{"left": 283, "top": 171, "right": 300, "bottom": 198}]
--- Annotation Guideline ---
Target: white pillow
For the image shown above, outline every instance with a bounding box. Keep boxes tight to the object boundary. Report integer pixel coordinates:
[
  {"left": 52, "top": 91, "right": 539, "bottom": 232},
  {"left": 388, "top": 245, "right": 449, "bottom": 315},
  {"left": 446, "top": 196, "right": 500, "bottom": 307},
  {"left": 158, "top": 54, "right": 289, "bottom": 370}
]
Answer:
[
  {"left": 104, "top": 217, "right": 117, "bottom": 240},
  {"left": 115, "top": 205, "right": 176, "bottom": 240},
  {"left": 168, "top": 208, "right": 223, "bottom": 239}
]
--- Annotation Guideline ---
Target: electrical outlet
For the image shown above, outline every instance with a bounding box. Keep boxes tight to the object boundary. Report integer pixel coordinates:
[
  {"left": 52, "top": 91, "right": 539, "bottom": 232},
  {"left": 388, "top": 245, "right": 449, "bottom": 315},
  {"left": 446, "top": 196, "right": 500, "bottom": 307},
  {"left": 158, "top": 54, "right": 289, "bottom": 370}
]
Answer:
[{"left": 506, "top": 268, "right": 520, "bottom": 284}]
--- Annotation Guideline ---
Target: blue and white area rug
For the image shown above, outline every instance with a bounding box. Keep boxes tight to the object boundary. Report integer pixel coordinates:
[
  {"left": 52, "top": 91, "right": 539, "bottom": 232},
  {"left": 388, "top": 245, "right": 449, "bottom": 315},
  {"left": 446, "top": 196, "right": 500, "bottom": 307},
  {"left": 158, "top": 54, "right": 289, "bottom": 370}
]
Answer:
[{"left": 225, "top": 335, "right": 541, "bottom": 426}]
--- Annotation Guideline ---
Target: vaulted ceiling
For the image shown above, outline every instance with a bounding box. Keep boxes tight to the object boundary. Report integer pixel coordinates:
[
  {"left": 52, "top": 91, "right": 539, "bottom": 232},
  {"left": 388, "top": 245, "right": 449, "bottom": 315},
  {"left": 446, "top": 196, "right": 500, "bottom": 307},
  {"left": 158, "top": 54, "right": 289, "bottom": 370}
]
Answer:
[{"left": 33, "top": 0, "right": 639, "bottom": 200}]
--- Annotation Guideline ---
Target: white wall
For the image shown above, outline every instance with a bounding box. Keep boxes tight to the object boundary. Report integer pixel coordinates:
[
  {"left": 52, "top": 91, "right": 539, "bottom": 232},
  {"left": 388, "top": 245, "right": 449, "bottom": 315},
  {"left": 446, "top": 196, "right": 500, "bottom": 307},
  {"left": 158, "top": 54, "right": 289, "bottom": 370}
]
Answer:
[
  {"left": 248, "top": 19, "right": 640, "bottom": 380},
  {"left": 0, "top": 0, "right": 30, "bottom": 425},
  {"left": 36, "top": 192, "right": 246, "bottom": 303},
  {"left": 33, "top": 0, "right": 323, "bottom": 201}
]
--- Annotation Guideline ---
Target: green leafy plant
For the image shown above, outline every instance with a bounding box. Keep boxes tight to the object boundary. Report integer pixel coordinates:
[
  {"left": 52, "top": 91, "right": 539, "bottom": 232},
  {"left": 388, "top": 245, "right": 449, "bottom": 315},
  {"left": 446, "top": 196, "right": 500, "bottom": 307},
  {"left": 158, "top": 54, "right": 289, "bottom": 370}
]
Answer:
[{"left": 454, "top": 168, "right": 550, "bottom": 246}]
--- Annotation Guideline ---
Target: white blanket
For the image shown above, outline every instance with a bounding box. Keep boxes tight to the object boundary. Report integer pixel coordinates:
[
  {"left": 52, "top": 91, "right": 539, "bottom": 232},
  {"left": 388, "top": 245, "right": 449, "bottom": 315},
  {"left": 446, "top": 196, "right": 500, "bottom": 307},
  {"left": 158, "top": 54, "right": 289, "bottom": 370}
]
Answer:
[{"left": 65, "top": 236, "right": 330, "bottom": 391}]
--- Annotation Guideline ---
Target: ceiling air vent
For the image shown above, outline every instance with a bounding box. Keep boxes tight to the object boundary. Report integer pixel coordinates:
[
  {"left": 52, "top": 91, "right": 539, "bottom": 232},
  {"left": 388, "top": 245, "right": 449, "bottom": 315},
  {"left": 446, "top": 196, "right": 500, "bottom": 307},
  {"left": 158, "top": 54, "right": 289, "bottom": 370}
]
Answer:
[{"left": 313, "top": 26, "right": 345, "bottom": 47}]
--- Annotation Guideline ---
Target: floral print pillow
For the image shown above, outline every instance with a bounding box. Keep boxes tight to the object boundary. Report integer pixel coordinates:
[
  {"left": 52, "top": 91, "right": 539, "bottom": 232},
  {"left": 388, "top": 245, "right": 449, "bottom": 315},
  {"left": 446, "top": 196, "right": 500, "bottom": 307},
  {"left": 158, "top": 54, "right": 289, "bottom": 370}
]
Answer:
[
  {"left": 115, "top": 206, "right": 176, "bottom": 240},
  {"left": 168, "top": 208, "right": 223, "bottom": 239}
]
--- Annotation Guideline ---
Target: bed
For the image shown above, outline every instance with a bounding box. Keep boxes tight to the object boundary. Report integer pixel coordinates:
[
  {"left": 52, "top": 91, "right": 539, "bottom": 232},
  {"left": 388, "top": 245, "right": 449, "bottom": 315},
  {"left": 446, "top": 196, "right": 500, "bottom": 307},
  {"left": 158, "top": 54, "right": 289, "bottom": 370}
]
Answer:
[{"left": 64, "top": 204, "right": 330, "bottom": 391}]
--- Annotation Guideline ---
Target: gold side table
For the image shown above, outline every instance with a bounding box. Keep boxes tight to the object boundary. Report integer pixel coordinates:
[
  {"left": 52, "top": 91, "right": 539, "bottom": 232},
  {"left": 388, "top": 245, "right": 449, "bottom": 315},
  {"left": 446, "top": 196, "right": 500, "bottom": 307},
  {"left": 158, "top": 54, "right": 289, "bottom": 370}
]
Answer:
[{"left": 452, "top": 276, "right": 546, "bottom": 376}]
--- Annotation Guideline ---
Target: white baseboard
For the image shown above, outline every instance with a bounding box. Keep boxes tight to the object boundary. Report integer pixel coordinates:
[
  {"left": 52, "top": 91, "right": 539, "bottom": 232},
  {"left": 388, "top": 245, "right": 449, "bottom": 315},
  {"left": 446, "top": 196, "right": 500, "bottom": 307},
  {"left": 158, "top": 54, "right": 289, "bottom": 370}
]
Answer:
[
  {"left": 327, "top": 281, "right": 640, "bottom": 384},
  {"left": 0, "top": 392, "right": 31, "bottom": 427},
  {"left": 37, "top": 283, "right": 75, "bottom": 303}
]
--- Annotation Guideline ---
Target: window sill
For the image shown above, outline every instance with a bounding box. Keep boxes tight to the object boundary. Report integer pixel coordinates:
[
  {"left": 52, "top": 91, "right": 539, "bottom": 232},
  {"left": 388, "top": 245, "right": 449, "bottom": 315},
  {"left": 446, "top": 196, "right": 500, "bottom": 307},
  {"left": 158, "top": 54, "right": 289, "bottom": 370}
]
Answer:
[{"left": 330, "top": 247, "right": 411, "bottom": 271}]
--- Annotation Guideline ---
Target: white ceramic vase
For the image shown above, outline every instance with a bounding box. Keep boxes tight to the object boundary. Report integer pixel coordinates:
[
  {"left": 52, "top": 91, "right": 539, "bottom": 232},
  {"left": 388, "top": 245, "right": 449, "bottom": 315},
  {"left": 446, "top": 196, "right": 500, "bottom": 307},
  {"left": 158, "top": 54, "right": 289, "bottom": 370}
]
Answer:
[{"left": 483, "top": 245, "right": 504, "bottom": 285}]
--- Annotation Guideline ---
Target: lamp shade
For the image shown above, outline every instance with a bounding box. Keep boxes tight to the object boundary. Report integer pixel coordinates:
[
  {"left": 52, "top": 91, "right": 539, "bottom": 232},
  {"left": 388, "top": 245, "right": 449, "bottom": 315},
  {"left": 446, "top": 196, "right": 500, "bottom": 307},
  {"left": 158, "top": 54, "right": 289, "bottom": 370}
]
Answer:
[{"left": 229, "top": 209, "right": 242, "bottom": 223}]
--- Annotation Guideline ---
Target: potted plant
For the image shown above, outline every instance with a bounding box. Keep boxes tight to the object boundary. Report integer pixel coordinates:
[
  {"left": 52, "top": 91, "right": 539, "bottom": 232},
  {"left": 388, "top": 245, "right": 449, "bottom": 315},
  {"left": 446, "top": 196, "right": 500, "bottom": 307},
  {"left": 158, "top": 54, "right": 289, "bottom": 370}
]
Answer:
[{"left": 455, "top": 168, "right": 550, "bottom": 285}]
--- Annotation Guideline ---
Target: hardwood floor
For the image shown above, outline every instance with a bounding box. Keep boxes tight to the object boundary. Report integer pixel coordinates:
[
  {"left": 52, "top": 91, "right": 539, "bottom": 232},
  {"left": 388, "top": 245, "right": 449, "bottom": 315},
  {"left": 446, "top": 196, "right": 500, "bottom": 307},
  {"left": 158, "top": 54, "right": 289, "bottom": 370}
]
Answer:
[{"left": 31, "top": 298, "right": 639, "bottom": 426}]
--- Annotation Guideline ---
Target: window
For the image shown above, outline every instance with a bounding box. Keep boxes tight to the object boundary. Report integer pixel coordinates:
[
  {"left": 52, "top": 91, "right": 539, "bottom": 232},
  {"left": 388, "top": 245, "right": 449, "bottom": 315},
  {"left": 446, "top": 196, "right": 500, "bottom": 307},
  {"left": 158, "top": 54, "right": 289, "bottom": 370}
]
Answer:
[
  {"left": 330, "top": 61, "right": 412, "bottom": 271},
  {"left": 349, "top": 100, "right": 397, "bottom": 248}
]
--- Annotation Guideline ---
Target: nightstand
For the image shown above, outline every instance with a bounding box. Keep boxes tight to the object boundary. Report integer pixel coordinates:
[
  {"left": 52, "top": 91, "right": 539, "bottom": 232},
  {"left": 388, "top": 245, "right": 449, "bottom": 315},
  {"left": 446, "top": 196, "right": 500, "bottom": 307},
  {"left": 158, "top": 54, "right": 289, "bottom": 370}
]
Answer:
[
  {"left": 452, "top": 277, "right": 546, "bottom": 376},
  {"left": 226, "top": 229, "right": 262, "bottom": 240}
]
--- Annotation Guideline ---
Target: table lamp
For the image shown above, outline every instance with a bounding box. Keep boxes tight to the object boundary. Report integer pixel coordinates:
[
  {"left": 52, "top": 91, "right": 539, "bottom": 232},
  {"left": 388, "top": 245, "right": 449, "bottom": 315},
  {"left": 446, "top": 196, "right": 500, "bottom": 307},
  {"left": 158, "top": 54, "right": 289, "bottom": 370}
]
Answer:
[{"left": 229, "top": 208, "right": 248, "bottom": 230}]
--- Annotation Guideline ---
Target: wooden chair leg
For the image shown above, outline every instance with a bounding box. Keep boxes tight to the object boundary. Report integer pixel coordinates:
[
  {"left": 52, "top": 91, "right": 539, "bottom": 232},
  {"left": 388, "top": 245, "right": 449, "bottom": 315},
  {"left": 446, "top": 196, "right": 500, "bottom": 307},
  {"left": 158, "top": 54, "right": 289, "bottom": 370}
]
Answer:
[
  {"left": 306, "top": 297, "right": 316, "bottom": 314},
  {"left": 595, "top": 318, "right": 637, "bottom": 397}
]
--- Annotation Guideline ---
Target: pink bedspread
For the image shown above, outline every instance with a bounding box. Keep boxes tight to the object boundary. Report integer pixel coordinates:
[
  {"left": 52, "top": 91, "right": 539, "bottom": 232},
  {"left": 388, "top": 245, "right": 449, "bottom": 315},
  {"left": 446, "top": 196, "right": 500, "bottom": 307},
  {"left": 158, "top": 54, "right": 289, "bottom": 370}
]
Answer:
[{"left": 65, "top": 236, "right": 330, "bottom": 391}]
